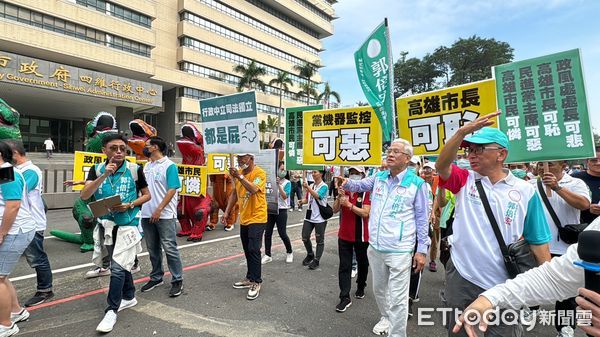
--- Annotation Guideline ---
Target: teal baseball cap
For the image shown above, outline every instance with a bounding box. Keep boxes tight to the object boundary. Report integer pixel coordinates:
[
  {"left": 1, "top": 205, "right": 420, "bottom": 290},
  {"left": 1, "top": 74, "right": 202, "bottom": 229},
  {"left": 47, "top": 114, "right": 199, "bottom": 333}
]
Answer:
[{"left": 460, "top": 127, "right": 509, "bottom": 150}]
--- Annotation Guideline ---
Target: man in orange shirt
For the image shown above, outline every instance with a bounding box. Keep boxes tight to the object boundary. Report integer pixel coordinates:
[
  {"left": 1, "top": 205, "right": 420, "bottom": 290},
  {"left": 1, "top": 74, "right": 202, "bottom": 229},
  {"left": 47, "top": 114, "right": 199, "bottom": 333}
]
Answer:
[{"left": 223, "top": 153, "right": 267, "bottom": 301}]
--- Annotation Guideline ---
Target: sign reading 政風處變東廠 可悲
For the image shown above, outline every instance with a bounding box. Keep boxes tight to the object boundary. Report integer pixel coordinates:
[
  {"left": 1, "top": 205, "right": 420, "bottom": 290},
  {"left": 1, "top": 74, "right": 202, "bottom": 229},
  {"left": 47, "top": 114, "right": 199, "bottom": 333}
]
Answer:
[
  {"left": 72, "top": 151, "right": 136, "bottom": 191},
  {"left": 396, "top": 79, "right": 498, "bottom": 156},
  {"left": 494, "top": 49, "right": 595, "bottom": 162},
  {"left": 285, "top": 105, "right": 324, "bottom": 171},
  {"left": 200, "top": 91, "right": 260, "bottom": 155},
  {"left": 302, "top": 107, "right": 383, "bottom": 166},
  {"left": 0, "top": 51, "right": 161, "bottom": 107},
  {"left": 177, "top": 165, "right": 207, "bottom": 197}
]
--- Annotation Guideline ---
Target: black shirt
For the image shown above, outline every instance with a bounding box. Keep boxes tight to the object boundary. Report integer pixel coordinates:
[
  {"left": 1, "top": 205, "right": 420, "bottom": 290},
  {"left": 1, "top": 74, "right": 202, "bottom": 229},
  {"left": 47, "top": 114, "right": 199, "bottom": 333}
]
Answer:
[
  {"left": 571, "top": 171, "right": 600, "bottom": 224},
  {"left": 86, "top": 161, "right": 148, "bottom": 193}
]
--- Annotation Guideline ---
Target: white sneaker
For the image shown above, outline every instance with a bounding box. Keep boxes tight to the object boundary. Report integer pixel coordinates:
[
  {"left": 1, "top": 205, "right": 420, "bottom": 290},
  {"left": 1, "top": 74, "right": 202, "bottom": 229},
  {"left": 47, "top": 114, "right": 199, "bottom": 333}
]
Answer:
[
  {"left": 288, "top": 208, "right": 294, "bottom": 212},
  {"left": 96, "top": 310, "right": 117, "bottom": 333},
  {"left": 372, "top": 316, "right": 390, "bottom": 335},
  {"left": 118, "top": 298, "right": 138, "bottom": 312},
  {"left": 130, "top": 265, "right": 141, "bottom": 274},
  {"left": 286, "top": 253, "right": 294, "bottom": 263},
  {"left": 0, "top": 323, "right": 18, "bottom": 337},
  {"left": 10, "top": 308, "right": 29, "bottom": 324},
  {"left": 351, "top": 268, "right": 358, "bottom": 278},
  {"left": 85, "top": 267, "right": 111, "bottom": 279},
  {"left": 557, "top": 326, "right": 574, "bottom": 337},
  {"left": 261, "top": 255, "right": 272, "bottom": 264},
  {"left": 224, "top": 225, "right": 234, "bottom": 232},
  {"left": 297, "top": 208, "right": 303, "bottom": 212}
]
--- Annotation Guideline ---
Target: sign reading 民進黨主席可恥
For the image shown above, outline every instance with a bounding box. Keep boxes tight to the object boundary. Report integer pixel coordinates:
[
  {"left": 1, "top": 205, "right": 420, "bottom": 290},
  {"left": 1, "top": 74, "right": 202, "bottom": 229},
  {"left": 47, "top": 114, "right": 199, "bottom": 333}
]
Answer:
[
  {"left": 494, "top": 49, "right": 595, "bottom": 162},
  {"left": 200, "top": 91, "right": 259, "bottom": 155}
]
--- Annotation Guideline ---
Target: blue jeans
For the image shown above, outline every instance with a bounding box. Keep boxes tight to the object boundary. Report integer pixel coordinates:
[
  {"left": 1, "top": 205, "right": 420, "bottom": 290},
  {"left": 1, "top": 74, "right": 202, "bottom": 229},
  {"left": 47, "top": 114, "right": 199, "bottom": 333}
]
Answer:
[
  {"left": 141, "top": 218, "right": 183, "bottom": 283},
  {"left": 23, "top": 231, "right": 53, "bottom": 291},
  {"left": 106, "top": 230, "right": 135, "bottom": 313}
]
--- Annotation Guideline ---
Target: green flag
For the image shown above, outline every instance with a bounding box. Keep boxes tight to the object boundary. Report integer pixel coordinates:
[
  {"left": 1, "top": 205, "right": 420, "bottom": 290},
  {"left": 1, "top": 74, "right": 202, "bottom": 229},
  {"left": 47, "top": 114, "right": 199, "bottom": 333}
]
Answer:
[{"left": 355, "top": 19, "right": 395, "bottom": 141}]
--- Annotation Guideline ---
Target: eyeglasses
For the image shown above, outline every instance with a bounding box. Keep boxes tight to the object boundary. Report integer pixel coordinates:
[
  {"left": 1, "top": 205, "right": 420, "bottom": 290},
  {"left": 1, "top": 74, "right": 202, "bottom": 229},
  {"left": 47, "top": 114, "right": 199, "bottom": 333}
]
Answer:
[
  {"left": 108, "top": 145, "right": 127, "bottom": 152},
  {"left": 464, "top": 146, "right": 504, "bottom": 156},
  {"left": 589, "top": 158, "right": 600, "bottom": 163},
  {"left": 386, "top": 149, "right": 410, "bottom": 156}
]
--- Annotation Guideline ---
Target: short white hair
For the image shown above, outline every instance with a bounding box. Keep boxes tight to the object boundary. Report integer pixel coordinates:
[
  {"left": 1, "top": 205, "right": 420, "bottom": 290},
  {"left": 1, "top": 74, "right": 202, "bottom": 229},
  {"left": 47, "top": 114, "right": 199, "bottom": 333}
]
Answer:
[{"left": 391, "top": 138, "right": 414, "bottom": 157}]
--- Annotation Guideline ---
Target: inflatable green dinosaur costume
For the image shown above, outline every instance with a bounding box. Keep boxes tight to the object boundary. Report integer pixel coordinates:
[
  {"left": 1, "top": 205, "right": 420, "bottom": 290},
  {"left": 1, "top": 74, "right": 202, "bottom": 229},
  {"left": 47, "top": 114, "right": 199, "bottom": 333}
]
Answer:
[
  {"left": 0, "top": 98, "right": 22, "bottom": 140},
  {"left": 50, "top": 112, "right": 118, "bottom": 252}
]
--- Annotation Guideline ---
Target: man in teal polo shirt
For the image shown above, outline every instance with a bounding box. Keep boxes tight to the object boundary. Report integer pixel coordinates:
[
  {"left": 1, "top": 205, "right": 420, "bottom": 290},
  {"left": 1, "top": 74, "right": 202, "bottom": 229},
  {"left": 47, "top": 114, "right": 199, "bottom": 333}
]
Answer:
[{"left": 81, "top": 133, "right": 151, "bottom": 333}]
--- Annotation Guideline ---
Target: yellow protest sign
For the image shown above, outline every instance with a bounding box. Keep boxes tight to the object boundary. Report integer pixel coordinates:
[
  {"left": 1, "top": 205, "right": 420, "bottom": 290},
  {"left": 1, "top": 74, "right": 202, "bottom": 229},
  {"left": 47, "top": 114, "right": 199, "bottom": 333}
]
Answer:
[
  {"left": 302, "top": 107, "right": 383, "bottom": 166},
  {"left": 72, "top": 151, "right": 136, "bottom": 191},
  {"left": 177, "top": 165, "right": 207, "bottom": 197},
  {"left": 396, "top": 79, "right": 498, "bottom": 155},
  {"left": 206, "top": 153, "right": 238, "bottom": 175}
]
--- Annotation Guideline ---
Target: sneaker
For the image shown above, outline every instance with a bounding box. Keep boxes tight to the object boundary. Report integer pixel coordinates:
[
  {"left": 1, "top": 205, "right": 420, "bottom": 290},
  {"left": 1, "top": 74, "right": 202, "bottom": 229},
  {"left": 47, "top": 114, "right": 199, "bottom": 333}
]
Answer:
[
  {"left": 246, "top": 282, "right": 261, "bottom": 300},
  {"left": 302, "top": 254, "right": 314, "bottom": 266},
  {"left": 372, "top": 316, "right": 390, "bottom": 335},
  {"left": 355, "top": 288, "right": 365, "bottom": 299},
  {"left": 429, "top": 261, "right": 437, "bottom": 272},
  {"left": 24, "top": 291, "right": 54, "bottom": 307},
  {"left": 285, "top": 253, "right": 294, "bottom": 263},
  {"left": 556, "top": 326, "right": 574, "bottom": 337},
  {"left": 410, "top": 295, "right": 420, "bottom": 303},
  {"left": 85, "top": 267, "right": 111, "bottom": 279},
  {"left": 297, "top": 208, "right": 303, "bottom": 212},
  {"left": 233, "top": 278, "right": 252, "bottom": 289},
  {"left": 140, "top": 279, "right": 164, "bottom": 292},
  {"left": 117, "top": 298, "right": 138, "bottom": 312},
  {"left": 335, "top": 297, "right": 352, "bottom": 312},
  {"left": 96, "top": 310, "right": 117, "bottom": 333},
  {"left": 351, "top": 268, "right": 358, "bottom": 278},
  {"left": 224, "top": 225, "right": 234, "bottom": 232},
  {"left": 169, "top": 281, "right": 183, "bottom": 297},
  {"left": 10, "top": 309, "right": 29, "bottom": 323},
  {"left": 130, "top": 265, "right": 141, "bottom": 274},
  {"left": 408, "top": 299, "right": 414, "bottom": 320},
  {"left": 205, "top": 225, "right": 214, "bottom": 231},
  {"left": 308, "top": 259, "right": 320, "bottom": 270},
  {"left": 261, "top": 255, "right": 273, "bottom": 264},
  {"left": 288, "top": 208, "right": 294, "bottom": 212},
  {"left": 0, "top": 323, "right": 18, "bottom": 337}
]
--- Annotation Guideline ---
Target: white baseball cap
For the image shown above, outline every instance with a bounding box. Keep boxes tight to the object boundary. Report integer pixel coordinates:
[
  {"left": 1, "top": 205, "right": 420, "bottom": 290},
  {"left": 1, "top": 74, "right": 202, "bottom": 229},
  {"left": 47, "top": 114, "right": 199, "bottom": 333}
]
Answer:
[{"left": 348, "top": 166, "right": 365, "bottom": 174}]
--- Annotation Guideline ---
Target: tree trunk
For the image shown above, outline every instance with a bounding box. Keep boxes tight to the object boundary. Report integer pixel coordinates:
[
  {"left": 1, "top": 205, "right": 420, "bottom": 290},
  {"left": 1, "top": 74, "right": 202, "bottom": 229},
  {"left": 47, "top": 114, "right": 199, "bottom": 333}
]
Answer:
[{"left": 277, "top": 89, "right": 282, "bottom": 138}]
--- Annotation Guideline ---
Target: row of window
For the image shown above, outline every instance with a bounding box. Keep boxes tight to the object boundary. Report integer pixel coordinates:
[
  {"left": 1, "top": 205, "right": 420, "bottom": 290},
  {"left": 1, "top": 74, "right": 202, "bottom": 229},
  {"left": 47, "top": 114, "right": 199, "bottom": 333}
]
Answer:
[
  {"left": 293, "top": 0, "right": 334, "bottom": 22},
  {"left": 181, "top": 12, "right": 315, "bottom": 68},
  {"left": 245, "top": 0, "right": 320, "bottom": 38},
  {"left": 75, "top": 0, "right": 152, "bottom": 28},
  {"left": 197, "top": 0, "right": 318, "bottom": 55},
  {"left": 0, "top": 2, "right": 151, "bottom": 57},
  {"left": 180, "top": 36, "right": 308, "bottom": 87},
  {"left": 177, "top": 88, "right": 284, "bottom": 118},
  {"left": 179, "top": 62, "right": 317, "bottom": 105},
  {"left": 178, "top": 112, "right": 201, "bottom": 123}
]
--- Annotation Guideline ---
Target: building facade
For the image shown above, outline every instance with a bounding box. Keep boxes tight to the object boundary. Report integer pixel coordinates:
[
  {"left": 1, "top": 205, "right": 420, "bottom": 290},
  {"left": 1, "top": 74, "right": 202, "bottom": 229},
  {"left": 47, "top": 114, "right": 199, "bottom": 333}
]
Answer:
[{"left": 0, "top": 0, "right": 336, "bottom": 152}]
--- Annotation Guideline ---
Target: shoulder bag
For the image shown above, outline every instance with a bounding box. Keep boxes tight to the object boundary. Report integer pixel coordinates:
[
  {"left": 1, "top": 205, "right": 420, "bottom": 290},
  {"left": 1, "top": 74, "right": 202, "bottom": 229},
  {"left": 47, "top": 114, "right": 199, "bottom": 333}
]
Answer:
[{"left": 537, "top": 179, "right": 588, "bottom": 244}]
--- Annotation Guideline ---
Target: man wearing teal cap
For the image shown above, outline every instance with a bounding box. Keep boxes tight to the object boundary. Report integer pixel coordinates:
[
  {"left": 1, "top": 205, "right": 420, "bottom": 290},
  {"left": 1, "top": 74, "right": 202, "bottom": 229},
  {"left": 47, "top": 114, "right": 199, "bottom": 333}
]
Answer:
[{"left": 435, "top": 111, "right": 552, "bottom": 337}]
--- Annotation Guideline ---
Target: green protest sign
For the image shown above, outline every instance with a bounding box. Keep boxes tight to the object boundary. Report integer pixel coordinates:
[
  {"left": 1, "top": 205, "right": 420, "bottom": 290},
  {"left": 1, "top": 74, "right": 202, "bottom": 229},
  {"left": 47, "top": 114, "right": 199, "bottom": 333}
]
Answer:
[
  {"left": 495, "top": 49, "right": 595, "bottom": 162},
  {"left": 285, "top": 105, "right": 324, "bottom": 171}
]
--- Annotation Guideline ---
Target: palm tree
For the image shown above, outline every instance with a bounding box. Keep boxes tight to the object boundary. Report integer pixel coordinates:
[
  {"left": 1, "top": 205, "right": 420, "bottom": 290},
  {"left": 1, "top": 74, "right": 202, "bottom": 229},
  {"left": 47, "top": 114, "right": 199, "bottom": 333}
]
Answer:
[
  {"left": 267, "top": 115, "right": 278, "bottom": 134},
  {"left": 317, "top": 82, "right": 341, "bottom": 109},
  {"left": 293, "top": 60, "right": 320, "bottom": 104},
  {"left": 269, "top": 71, "right": 293, "bottom": 137},
  {"left": 295, "top": 82, "right": 318, "bottom": 105},
  {"left": 233, "top": 60, "right": 267, "bottom": 92},
  {"left": 259, "top": 119, "right": 268, "bottom": 148}
]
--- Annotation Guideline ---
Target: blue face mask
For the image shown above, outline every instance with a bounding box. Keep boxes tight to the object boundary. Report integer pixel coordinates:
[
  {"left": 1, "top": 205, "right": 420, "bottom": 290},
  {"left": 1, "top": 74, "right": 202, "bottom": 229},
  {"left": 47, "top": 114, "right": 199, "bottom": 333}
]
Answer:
[{"left": 511, "top": 169, "right": 527, "bottom": 179}]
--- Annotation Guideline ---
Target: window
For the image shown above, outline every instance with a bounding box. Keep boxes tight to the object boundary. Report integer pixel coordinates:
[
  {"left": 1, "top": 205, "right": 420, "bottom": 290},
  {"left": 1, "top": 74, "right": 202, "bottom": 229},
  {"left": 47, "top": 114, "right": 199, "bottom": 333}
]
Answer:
[{"left": 76, "top": 0, "right": 151, "bottom": 28}]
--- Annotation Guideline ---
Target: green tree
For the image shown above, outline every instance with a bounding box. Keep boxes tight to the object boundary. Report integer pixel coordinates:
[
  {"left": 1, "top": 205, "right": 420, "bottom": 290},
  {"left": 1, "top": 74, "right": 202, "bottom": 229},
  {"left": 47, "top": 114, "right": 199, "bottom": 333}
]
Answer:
[
  {"left": 294, "top": 60, "right": 320, "bottom": 104},
  {"left": 317, "top": 81, "right": 341, "bottom": 109},
  {"left": 259, "top": 119, "right": 268, "bottom": 148},
  {"left": 296, "top": 82, "right": 318, "bottom": 105},
  {"left": 269, "top": 71, "right": 293, "bottom": 138},
  {"left": 233, "top": 60, "right": 267, "bottom": 92},
  {"left": 393, "top": 51, "right": 440, "bottom": 96}
]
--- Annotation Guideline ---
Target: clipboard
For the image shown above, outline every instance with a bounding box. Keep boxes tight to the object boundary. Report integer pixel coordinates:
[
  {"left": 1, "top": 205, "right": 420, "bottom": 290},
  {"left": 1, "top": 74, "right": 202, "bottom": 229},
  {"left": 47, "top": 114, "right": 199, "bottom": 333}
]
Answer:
[{"left": 87, "top": 195, "right": 122, "bottom": 218}]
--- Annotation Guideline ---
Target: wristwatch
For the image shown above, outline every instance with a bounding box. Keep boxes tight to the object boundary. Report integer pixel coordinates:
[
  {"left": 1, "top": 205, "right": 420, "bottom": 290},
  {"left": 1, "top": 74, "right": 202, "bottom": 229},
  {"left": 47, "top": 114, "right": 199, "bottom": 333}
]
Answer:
[
  {"left": 239, "top": 175, "right": 245, "bottom": 180},
  {"left": 129, "top": 202, "right": 135, "bottom": 209}
]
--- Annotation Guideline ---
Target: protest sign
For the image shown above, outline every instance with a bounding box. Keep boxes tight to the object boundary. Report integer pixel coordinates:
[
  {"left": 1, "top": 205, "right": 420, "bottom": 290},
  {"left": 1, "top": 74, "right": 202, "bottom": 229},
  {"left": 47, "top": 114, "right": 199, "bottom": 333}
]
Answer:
[
  {"left": 285, "top": 105, "right": 324, "bottom": 171},
  {"left": 72, "top": 151, "right": 135, "bottom": 191}
]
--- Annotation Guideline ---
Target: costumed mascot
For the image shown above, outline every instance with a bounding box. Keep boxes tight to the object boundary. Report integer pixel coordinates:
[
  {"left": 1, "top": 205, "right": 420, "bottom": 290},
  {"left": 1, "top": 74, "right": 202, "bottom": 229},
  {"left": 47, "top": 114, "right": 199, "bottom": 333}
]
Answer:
[
  {"left": 176, "top": 122, "right": 213, "bottom": 242},
  {"left": 50, "top": 112, "right": 118, "bottom": 252},
  {"left": 0, "top": 98, "right": 22, "bottom": 140},
  {"left": 127, "top": 119, "right": 157, "bottom": 160}
]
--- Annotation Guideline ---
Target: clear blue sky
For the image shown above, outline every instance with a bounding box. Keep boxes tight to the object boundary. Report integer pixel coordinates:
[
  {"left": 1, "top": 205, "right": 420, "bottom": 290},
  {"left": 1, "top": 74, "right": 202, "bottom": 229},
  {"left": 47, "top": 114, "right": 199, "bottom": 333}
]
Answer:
[{"left": 320, "top": 0, "right": 600, "bottom": 132}]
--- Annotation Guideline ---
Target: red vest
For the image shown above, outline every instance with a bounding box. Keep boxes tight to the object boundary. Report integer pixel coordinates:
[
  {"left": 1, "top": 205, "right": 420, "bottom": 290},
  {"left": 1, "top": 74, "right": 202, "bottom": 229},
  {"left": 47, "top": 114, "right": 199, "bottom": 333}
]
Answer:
[{"left": 338, "top": 191, "right": 370, "bottom": 243}]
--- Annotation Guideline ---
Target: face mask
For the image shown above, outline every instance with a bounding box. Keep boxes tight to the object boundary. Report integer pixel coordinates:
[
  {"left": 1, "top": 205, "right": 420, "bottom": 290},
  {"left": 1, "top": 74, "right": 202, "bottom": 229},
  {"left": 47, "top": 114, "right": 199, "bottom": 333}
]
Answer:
[
  {"left": 239, "top": 163, "right": 249, "bottom": 170},
  {"left": 278, "top": 171, "right": 286, "bottom": 179},
  {"left": 349, "top": 174, "right": 361, "bottom": 181},
  {"left": 407, "top": 166, "right": 417, "bottom": 173},
  {"left": 457, "top": 159, "right": 471, "bottom": 170},
  {"left": 511, "top": 169, "right": 527, "bottom": 179},
  {"left": 143, "top": 147, "right": 152, "bottom": 158},
  {"left": 572, "top": 169, "right": 581, "bottom": 174}
]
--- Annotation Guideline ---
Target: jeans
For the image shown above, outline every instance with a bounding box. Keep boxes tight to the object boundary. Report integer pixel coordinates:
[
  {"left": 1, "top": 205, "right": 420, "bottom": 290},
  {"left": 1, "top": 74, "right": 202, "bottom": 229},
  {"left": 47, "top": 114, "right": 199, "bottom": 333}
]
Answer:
[
  {"left": 23, "top": 231, "right": 53, "bottom": 291},
  {"left": 552, "top": 254, "right": 576, "bottom": 331},
  {"left": 264, "top": 210, "right": 292, "bottom": 256},
  {"left": 289, "top": 182, "right": 302, "bottom": 208},
  {"left": 368, "top": 247, "right": 412, "bottom": 337},
  {"left": 240, "top": 223, "right": 266, "bottom": 283},
  {"left": 0, "top": 230, "right": 35, "bottom": 276},
  {"left": 338, "top": 239, "right": 368, "bottom": 299},
  {"left": 105, "top": 229, "right": 135, "bottom": 313},
  {"left": 301, "top": 220, "right": 327, "bottom": 260},
  {"left": 141, "top": 218, "right": 183, "bottom": 283}
]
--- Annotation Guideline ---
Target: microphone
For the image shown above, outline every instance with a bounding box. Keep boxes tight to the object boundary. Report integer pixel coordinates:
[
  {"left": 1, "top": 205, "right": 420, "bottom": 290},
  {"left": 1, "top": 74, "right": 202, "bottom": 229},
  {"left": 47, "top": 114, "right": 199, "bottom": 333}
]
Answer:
[{"left": 574, "top": 230, "right": 600, "bottom": 336}]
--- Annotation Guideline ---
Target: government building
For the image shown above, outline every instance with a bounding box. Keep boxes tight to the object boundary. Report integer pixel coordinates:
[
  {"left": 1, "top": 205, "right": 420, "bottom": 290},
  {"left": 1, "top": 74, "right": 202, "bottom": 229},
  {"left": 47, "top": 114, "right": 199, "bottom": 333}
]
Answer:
[{"left": 0, "top": 0, "right": 336, "bottom": 153}]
